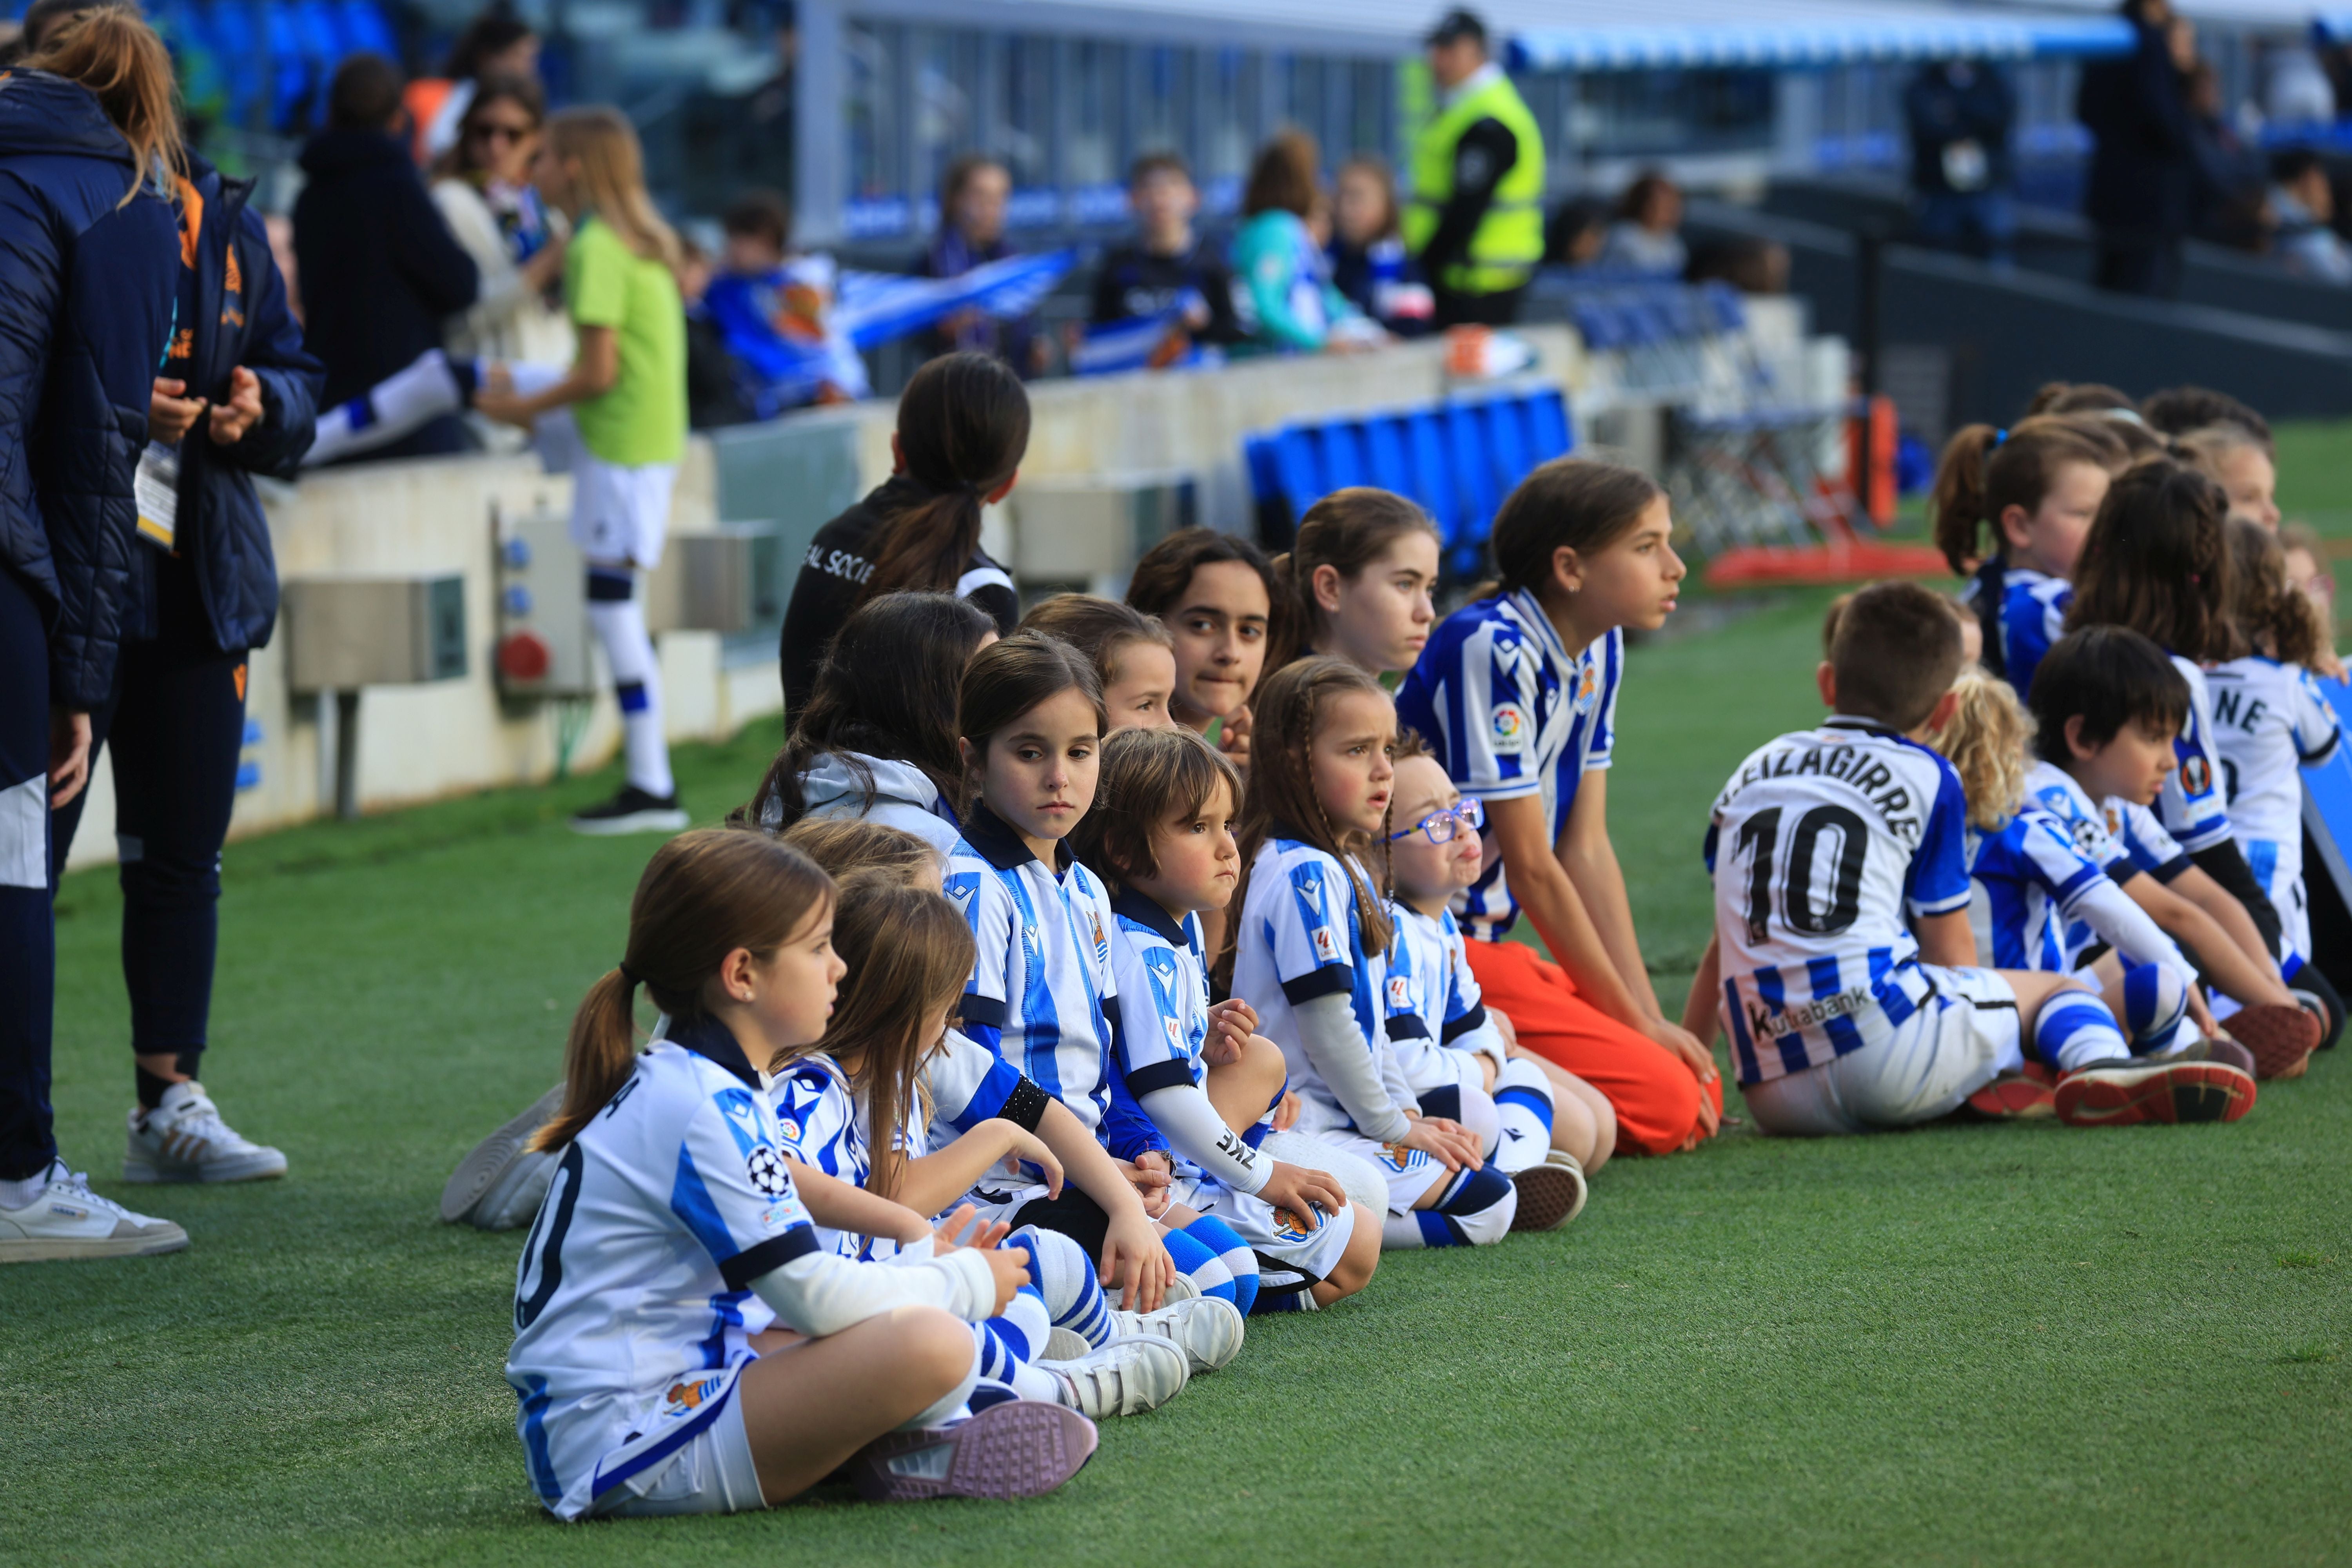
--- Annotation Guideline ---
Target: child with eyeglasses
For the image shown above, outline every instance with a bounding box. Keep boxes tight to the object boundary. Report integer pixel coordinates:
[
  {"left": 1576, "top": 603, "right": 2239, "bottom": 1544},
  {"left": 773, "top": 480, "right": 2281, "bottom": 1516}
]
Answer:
[{"left": 1385, "top": 741, "right": 1613, "bottom": 1223}]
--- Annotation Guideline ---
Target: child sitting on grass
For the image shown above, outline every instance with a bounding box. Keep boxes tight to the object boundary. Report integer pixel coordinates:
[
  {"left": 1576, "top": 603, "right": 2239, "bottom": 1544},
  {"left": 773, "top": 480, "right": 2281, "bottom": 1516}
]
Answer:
[{"left": 1686, "top": 583, "right": 2256, "bottom": 1133}]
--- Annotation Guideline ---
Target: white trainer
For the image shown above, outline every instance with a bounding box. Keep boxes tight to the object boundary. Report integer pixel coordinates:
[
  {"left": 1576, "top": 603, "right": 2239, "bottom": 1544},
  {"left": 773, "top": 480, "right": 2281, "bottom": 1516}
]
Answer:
[
  {"left": 441, "top": 1083, "right": 566, "bottom": 1225},
  {"left": 123, "top": 1082, "right": 286, "bottom": 1184},
  {"left": 1040, "top": 1334, "right": 1189, "bottom": 1418},
  {"left": 1107, "top": 1293, "right": 1245, "bottom": 1373},
  {"left": 1042, "top": 1326, "right": 1093, "bottom": 1362},
  {"left": 0, "top": 1161, "right": 187, "bottom": 1261}
]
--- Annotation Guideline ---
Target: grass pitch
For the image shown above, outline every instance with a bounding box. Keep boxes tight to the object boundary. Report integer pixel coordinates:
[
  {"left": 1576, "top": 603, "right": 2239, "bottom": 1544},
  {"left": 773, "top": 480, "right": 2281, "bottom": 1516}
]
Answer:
[{"left": 8, "top": 479, "right": 2352, "bottom": 1566}]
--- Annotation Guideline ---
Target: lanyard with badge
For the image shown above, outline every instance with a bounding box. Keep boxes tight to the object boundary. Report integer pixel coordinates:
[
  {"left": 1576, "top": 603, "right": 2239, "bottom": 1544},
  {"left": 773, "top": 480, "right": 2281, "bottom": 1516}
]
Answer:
[{"left": 136, "top": 269, "right": 185, "bottom": 552}]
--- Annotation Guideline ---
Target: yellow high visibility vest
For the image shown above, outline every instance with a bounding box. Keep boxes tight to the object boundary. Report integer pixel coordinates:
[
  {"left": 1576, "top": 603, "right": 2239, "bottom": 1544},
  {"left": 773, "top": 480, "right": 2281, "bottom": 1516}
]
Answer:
[{"left": 1403, "top": 70, "right": 1546, "bottom": 294}]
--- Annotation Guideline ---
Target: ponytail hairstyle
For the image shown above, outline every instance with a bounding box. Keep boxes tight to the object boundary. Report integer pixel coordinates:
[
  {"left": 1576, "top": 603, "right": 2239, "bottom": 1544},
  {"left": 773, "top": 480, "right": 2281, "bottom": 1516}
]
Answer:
[
  {"left": 2024, "top": 381, "right": 2138, "bottom": 418},
  {"left": 1019, "top": 593, "right": 1172, "bottom": 691},
  {"left": 740, "top": 592, "right": 995, "bottom": 829},
  {"left": 856, "top": 352, "right": 1031, "bottom": 609},
  {"left": 1928, "top": 416, "right": 2127, "bottom": 573},
  {"left": 1488, "top": 458, "right": 1661, "bottom": 599},
  {"left": 2067, "top": 457, "right": 2239, "bottom": 662},
  {"left": 1927, "top": 672, "right": 2033, "bottom": 831},
  {"left": 783, "top": 880, "right": 974, "bottom": 1200},
  {"left": 780, "top": 817, "right": 943, "bottom": 891},
  {"left": 543, "top": 106, "right": 682, "bottom": 272},
  {"left": 22, "top": 4, "right": 187, "bottom": 203},
  {"left": 2225, "top": 516, "right": 2328, "bottom": 670},
  {"left": 535, "top": 830, "right": 835, "bottom": 1151},
  {"left": 1221, "top": 656, "right": 1396, "bottom": 988},
  {"left": 955, "top": 631, "right": 1105, "bottom": 811},
  {"left": 1071, "top": 725, "right": 1242, "bottom": 896},
  {"left": 1269, "top": 487, "right": 1440, "bottom": 669}
]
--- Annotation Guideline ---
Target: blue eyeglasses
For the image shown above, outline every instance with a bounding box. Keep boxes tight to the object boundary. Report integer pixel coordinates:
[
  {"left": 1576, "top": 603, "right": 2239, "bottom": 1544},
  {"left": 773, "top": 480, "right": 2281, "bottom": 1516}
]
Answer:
[{"left": 1385, "top": 797, "right": 1484, "bottom": 845}]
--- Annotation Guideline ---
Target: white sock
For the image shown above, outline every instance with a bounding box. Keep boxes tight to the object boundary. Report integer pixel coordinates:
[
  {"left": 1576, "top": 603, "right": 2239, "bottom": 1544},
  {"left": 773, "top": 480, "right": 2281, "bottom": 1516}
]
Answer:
[
  {"left": 0, "top": 1167, "right": 52, "bottom": 1210},
  {"left": 1490, "top": 1060, "right": 1555, "bottom": 1175},
  {"left": 303, "top": 349, "right": 466, "bottom": 466},
  {"left": 900, "top": 1335, "right": 984, "bottom": 1430},
  {"left": 584, "top": 572, "right": 673, "bottom": 798}
]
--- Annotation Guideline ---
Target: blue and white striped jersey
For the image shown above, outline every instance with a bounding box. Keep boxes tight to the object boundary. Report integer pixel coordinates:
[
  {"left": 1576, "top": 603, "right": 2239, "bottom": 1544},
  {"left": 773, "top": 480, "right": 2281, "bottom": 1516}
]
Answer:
[
  {"left": 1395, "top": 589, "right": 1622, "bottom": 942},
  {"left": 918, "top": 1026, "right": 1029, "bottom": 1155},
  {"left": 506, "top": 1015, "right": 815, "bottom": 1520},
  {"left": 946, "top": 804, "right": 1125, "bottom": 1139},
  {"left": 2024, "top": 759, "right": 2184, "bottom": 964},
  {"left": 1704, "top": 718, "right": 1973, "bottom": 1085},
  {"left": 1103, "top": 890, "right": 1263, "bottom": 1183},
  {"left": 1383, "top": 901, "right": 1507, "bottom": 1087},
  {"left": 2156, "top": 653, "right": 2233, "bottom": 853},
  {"left": 2207, "top": 655, "right": 2341, "bottom": 910},
  {"left": 1993, "top": 566, "right": 2072, "bottom": 699},
  {"left": 1965, "top": 808, "right": 2110, "bottom": 972},
  {"left": 1232, "top": 837, "right": 1398, "bottom": 1134}
]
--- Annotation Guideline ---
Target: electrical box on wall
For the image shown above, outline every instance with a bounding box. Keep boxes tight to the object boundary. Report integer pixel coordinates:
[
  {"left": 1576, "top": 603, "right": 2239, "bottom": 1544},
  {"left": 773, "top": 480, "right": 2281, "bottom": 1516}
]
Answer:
[
  {"left": 1012, "top": 471, "right": 1198, "bottom": 591},
  {"left": 670, "top": 522, "right": 784, "bottom": 636},
  {"left": 282, "top": 575, "right": 466, "bottom": 691},
  {"left": 490, "top": 505, "right": 597, "bottom": 697}
]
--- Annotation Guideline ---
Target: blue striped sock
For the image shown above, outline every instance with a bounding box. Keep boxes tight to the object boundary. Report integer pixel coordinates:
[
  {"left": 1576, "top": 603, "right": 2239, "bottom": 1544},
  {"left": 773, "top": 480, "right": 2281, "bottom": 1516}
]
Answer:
[
  {"left": 2032, "top": 991, "right": 2129, "bottom": 1073},
  {"left": 1013, "top": 1227, "right": 1112, "bottom": 1346},
  {"left": 2122, "top": 962, "right": 2189, "bottom": 1055},
  {"left": 1160, "top": 1224, "right": 1235, "bottom": 1304},
  {"left": 1181, "top": 1214, "right": 1259, "bottom": 1314}
]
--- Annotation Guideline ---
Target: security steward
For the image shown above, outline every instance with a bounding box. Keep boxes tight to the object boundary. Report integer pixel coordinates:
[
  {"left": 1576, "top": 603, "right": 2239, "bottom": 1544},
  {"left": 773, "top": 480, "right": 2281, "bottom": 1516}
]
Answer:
[{"left": 1404, "top": 9, "right": 1546, "bottom": 328}]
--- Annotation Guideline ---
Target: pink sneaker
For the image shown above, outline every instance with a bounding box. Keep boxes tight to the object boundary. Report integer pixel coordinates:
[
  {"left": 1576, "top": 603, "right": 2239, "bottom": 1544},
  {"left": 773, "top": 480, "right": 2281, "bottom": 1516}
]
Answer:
[{"left": 849, "top": 1400, "right": 1097, "bottom": 1502}]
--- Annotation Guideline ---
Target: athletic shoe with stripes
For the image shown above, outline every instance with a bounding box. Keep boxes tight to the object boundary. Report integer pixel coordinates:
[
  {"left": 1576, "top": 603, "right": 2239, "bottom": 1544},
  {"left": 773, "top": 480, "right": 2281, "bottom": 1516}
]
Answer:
[
  {"left": 848, "top": 1399, "right": 1098, "bottom": 1501},
  {"left": 2054, "top": 1058, "right": 2256, "bottom": 1127},
  {"left": 123, "top": 1082, "right": 286, "bottom": 1184},
  {"left": 0, "top": 1160, "right": 187, "bottom": 1261},
  {"left": 2224, "top": 1003, "right": 2320, "bottom": 1080},
  {"left": 441, "top": 1083, "right": 565, "bottom": 1225},
  {"left": 1509, "top": 1153, "right": 1586, "bottom": 1231},
  {"left": 1105, "top": 1293, "right": 1245, "bottom": 1372}
]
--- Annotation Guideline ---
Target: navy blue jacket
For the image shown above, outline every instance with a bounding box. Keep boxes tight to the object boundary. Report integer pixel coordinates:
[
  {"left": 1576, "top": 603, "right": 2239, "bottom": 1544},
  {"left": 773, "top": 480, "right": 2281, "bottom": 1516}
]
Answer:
[
  {"left": 0, "top": 72, "right": 179, "bottom": 709},
  {"left": 138, "top": 154, "right": 322, "bottom": 655},
  {"left": 2076, "top": 9, "right": 2197, "bottom": 237}
]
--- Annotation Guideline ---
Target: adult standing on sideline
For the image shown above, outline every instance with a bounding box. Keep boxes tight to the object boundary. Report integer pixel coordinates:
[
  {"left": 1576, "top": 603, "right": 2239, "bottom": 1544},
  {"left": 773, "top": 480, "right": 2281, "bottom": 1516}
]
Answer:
[
  {"left": 2077, "top": 0, "right": 2197, "bottom": 297},
  {"left": 0, "top": 7, "right": 191, "bottom": 1261},
  {"left": 1905, "top": 60, "right": 2018, "bottom": 265},
  {"left": 50, "top": 118, "right": 323, "bottom": 1191},
  {"left": 430, "top": 74, "right": 572, "bottom": 373},
  {"left": 1402, "top": 9, "right": 1545, "bottom": 328},
  {"left": 294, "top": 53, "right": 480, "bottom": 461},
  {"left": 775, "top": 352, "right": 1025, "bottom": 724}
]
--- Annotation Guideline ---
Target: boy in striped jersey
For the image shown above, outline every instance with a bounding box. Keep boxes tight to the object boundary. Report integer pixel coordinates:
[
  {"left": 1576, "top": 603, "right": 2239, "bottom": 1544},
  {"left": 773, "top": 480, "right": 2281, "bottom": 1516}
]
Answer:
[{"left": 1687, "top": 583, "right": 2254, "bottom": 1132}]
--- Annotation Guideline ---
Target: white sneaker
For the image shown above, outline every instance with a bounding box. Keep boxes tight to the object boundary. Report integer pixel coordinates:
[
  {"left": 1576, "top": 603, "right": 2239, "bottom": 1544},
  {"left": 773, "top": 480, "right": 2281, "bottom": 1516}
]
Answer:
[
  {"left": 0, "top": 1161, "right": 188, "bottom": 1261},
  {"left": 441, "top": 1084, "right": 566, "bottom": 1225},
  {"left": 123, "top": 1082, "right": 286, "bottom": 1184},
  {"left": 1042, "top": 1326, "right": 1092, "bottom": 1361},
  {"left": 1107, "top": 1293, "right": 1245, "bottom": 1373},
  {"left": 1041, "top": 1334, "right": 1189, "bottom": 1418}
]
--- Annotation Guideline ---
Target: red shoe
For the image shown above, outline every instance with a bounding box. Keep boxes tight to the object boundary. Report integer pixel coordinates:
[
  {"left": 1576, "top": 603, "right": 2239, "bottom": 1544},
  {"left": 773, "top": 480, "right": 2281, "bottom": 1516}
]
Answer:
[
  {"left": 2223, "top": 1004, "right": 2319, "bottom": 1080},
  {"left": 2054, "top": 1059, "right": 2257, "bottom": 1127},
  {"left": 1965, "top": 1067, "right": 2057, "bottom": 1119}
]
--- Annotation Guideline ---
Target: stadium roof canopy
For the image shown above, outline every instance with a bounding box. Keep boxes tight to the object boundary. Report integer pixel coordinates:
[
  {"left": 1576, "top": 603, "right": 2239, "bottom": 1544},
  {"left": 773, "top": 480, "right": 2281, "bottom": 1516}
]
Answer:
[{"left": 839, "top": 0, "right": 2137, "bottom": 65}]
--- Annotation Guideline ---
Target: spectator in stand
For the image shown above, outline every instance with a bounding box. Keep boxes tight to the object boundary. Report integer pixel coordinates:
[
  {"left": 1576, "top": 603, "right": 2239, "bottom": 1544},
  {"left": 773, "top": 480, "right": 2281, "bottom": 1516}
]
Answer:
[
  {"left": 2078, "top": 0, "right": 2198, "bottom": 297},
  {"left": 294, "top": 53, "right": 480, "bottom": 461},
  {"left": 1595, "top": 172, "right": 1686, "bottom": 276},
  {"left": 677, "top": 240, "right": 755, "bottom": 431},
  {"left": 430, "top": 73, "right": 571, "bottom": 435},
  {"left": 411, "top": 8, "right": 540, "bottom": 165},
  {"left": 916, "top": 154, "right": 1048, "bottom": 377},
  {"left": 1544, "top": 196, "right": 1609, "bottom": 270},
  {"left": 1089, "top": 152, "right": 1245, "bottom": 354},
  {"left": 1684, "top": 235, "right": 1789, "bottom": 295},
  {"left": 1232, "top": 130, "right": 1372, "bottom": 355},
  {"left": 1328, "top": 156, "right": 1433, "bottom": 337},
  {"left": 1905, "top": 60, "right": 2017, "bottom": 265},
  {"left": 702, "top": 187, "right": 868, "bottom": 416},
  {"left": 2184, "top": 59, "right": 2269, "bottom": 252},
  {"left": 2266, "top": 150, "right": 2352, "bottom": 284}
]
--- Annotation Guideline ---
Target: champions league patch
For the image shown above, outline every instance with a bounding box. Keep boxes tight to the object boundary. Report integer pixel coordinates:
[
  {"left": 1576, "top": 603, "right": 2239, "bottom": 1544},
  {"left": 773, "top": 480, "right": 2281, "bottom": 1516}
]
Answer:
[{"left": 745, "top": 1144, "right": 790, "bottom": 1197}]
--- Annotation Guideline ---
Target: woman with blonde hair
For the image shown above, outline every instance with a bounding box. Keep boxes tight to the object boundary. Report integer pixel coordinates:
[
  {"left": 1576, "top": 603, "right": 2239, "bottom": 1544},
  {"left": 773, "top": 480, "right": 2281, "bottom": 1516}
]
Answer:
[
  {"left": 0, "top": 1, "right": 191, "bottom": 1259},
  {"left": 480, "top": 107, "right": 690, "bottom": 836}
]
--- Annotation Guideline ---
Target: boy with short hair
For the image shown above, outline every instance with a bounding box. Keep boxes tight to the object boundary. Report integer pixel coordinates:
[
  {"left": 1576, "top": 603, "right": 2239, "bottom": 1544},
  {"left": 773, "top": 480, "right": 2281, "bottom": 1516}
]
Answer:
[
  {"left": 1087, "top": 153, "right": 1243, "bottom": 354},
  {"left": 700, "top": 187, "right": 868, "bottom": 415},
  {"left": 1688, "top": 581, "right": 2256, "bottom": 1132}
]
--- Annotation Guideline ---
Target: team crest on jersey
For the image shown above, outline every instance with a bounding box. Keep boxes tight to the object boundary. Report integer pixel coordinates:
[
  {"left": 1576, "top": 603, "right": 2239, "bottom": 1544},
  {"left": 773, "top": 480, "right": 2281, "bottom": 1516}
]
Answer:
[
  {"left": 664, "top": 1373, "right": 727, "bottom": 1415},
  {"left": 1571, "top": 660, "right": 1600, "bottom": 715},
  {"left": 744, "top": 1143, "right": 789, "bottom": 1197},
  {"left": 1271, "top": 1205, "right": 1321, "bottom": 1242},
  {"left": 1376, "top": 1141, "right": 1428, "bottom": 1173},
  {"left": 1490, "top": 704, "right": 1528, "bottom": 755},
  {"left": 1089, "top": 908, "right": 1109, "bottom": 965},
  {"left": 2180, "top": 756, "right": 2212, "bottom": 796}
]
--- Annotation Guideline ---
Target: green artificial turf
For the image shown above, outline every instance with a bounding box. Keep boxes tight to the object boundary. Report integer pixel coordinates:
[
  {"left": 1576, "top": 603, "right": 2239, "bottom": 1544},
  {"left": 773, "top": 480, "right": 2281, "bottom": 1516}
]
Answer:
[{"left": 8, "top": 475, "right": 2352, "bottom": 1566}]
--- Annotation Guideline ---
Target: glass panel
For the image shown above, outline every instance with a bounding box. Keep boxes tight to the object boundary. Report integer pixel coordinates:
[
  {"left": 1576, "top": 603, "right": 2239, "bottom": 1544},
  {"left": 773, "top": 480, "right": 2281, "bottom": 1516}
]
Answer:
[
  {"left": 911, "top": 27, "right": 985, "bottom": 203},
  {"left": 1280, "top": 53, "right": 1326, "bottom": 159},
  {"left": 1573, "top": 67, "right": 1775, "bottom": 159},
  {"left": 844, "top": 20, "right": 907, "bottom": 236},
  {"left": 1351, "top": 60, "right": 1392, "bottom": 163},
  {"left": 1134, "top": 45, "right": 1191, "bottom": 163},
  {"left": 1201, "top": 49, "right": 1258, "bottom": 216}
]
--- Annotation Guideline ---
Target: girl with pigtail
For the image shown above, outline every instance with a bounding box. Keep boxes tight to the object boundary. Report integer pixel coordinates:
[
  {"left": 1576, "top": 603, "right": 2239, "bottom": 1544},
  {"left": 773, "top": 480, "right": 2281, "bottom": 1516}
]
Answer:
[
  {"left": 505, "top": 830, "right": 1092, "bottom": 1520},
  {"left": 1929, "top": 414, "right": 2129, "bottom": 696},
  {"left": 1265, "top": 487, "right": 1442, "bottom": 677}
]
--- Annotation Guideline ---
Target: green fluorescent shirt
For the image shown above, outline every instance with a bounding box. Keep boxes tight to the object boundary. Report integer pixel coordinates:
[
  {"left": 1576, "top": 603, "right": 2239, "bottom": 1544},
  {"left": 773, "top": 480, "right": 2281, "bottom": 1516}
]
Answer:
[{"left": 565, "top": 215, "right": 686, "bottom": 467}]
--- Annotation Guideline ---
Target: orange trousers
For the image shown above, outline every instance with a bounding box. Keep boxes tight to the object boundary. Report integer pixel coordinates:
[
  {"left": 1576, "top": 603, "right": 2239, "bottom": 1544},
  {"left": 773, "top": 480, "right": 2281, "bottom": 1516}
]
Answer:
[{"left": 1463, "top": 938, "right": 1721, "bottom": 1155}]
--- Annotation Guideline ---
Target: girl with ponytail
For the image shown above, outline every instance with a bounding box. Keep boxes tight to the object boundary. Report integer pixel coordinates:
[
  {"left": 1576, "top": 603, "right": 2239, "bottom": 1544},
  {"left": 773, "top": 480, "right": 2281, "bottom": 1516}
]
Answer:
[
  {"left": 778, "top": 351, "right": 1029, "bottom": 720},
  {"left": 507, "top": 828, "right": 1094, "bottom": 1519},
  {"left": 1927, "top": 414, "right": 2127, "bottom": 694},
  {"left": 1265, "top": 487, "right": 1441, "bottom": 676}
]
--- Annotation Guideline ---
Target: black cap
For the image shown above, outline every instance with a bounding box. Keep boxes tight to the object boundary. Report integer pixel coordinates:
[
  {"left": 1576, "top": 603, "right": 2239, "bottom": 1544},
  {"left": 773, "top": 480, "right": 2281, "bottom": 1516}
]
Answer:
[{"left": 1425, "top": 7, "right": 1488, "bottom": 48}]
